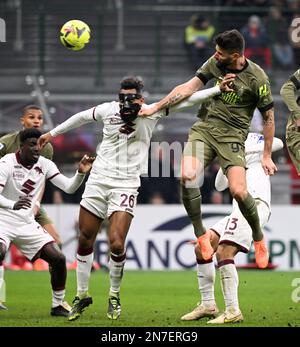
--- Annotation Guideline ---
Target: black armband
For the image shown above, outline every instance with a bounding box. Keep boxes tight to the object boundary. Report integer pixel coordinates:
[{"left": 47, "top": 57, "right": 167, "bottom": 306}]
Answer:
[{"left": 290, "top": 75, "right": 300, "bottom": 90}]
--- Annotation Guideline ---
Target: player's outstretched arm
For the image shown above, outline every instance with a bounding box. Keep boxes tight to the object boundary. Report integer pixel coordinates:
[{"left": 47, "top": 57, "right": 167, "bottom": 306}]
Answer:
[
  {"left": 169, "top": 74, "right": 236, "bottom": 113},
  {"left": 138, "top": 76, "right": 203, "bottom": 117},
  {"left": 261, "top": 107, "right": 277, "bottom": 176},
  {"left": 49, "top": 155, "right": 95, "bottom": 194},
  {"left": 38, "top": 108, "right": 98, "bottom": 149},
  {"left": 78, "top": 154, "right": 95, "bottom": 174}
]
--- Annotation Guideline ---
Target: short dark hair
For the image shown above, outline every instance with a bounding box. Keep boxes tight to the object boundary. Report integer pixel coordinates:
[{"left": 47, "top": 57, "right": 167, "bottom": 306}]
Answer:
[
  {"left": 214, "top": 29, "right": 245, "bottom": 55},
  {"left": 22, "top": 104, "right": 42, "bottom": 116},
  {"left": 19, "top": 128, "right": 42, "bottom": 143},
  {"left": 120, "top": 76, "right": 144, "bottom": 94}
]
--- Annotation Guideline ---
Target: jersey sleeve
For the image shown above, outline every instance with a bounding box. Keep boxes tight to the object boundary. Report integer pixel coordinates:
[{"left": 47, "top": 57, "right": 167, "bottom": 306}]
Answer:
[
  {"left": 280, "top": 69, "right": 300, "bottom": 117},
  {"left": 44, "top": 159, "right": 61, "bottom": 180},
  {"left": 195, "top": 56, "right": 215, "bottom": 85},
  {"left": 255, "top": 73, "right": 274, "bottom": 113},
  {"left": 50, "top": 103, "right": 111, "bottom": 137},
  {"left": 289, "top": 69, "right": 300, "bottom": 90},
  {"left": 0, "top": 158, "right": 10, "bottom": 187}
]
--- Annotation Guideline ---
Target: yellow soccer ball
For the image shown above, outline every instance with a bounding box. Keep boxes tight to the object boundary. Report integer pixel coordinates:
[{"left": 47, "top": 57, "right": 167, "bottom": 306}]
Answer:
[{"left": 60, "top": 19, "right": 91, "bottom": 51}]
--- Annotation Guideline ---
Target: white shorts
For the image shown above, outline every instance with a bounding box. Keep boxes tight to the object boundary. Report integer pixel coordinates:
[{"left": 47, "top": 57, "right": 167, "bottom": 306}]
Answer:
[
  {"left": 81, "top": 178, "right": 139, "bottom": 220},
  {"left": 0, "top": 221, "right": 54, "bottom": 261},
  {"left": 211, "top": 200, "right": 270, "bottom": 253}
]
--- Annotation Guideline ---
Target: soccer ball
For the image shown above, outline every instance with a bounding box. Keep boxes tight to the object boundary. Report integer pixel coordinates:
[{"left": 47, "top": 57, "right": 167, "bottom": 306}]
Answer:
[{"left": 60, "top": 20, "right": 91, "bottom": 51}]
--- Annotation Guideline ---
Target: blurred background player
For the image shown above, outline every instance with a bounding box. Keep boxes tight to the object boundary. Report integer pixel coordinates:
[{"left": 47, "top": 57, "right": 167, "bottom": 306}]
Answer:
[
  {"left": 0, "top": 128, "right": 94, "bottom": 316},
  {"left": 181, "top": 133, "right": 283, "bottom": 324},
  {"left": 38, "top": 75, "right": 234, "bottom": 321},
  {"left": 139, "top": 29, "right": 277, "bottom": 268},
  {"left": 280, "top": 68, "right": 300, "bottom": 176},
  {"left": 0, "top": 105, "right": 62, "bottom": 310}
]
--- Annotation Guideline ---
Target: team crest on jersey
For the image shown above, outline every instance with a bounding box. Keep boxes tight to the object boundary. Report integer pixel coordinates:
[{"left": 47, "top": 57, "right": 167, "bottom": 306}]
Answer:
[
  {"left": 13, "top": 171, "right": 25, "bottom": 180},
  {"left": 34, "top": 166, "right": 44, "bottom": 175},
  {"left": 109, "top": 114, "right": 123, "bottom": 125}
]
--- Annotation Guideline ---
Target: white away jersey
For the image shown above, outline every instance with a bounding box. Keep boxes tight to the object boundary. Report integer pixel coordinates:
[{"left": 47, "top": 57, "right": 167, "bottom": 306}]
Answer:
[
  {"left": 0, "top": 152, "right": 60, "bottom": 224},
  {"left": 87, "top": 101, "right": 165, "bottom": 186}
]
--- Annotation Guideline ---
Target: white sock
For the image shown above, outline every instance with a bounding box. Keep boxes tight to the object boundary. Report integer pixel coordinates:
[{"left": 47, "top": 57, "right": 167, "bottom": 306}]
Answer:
[
  {"left": 0, "top": 265, "right": 5, "bottom": 302},
  {"left": 196, "top": 260, "right": 216, "bottom": 306},
  {"left": 76, "top": 252, "right": 94, "bottom": 297},
  {"left": 109, "top": 251, "right": 126, "bottom": 295},
  {"left": 52, "top": 289, "right": 65, "bottom": 308},
  {"left": 219, "top": 261, "right": 239, "bottom": 312}
]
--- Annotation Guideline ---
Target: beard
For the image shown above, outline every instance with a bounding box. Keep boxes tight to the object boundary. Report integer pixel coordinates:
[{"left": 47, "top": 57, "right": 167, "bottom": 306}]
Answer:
[{"left": 216, "top": 57, "right": 233, "bottom": 68}]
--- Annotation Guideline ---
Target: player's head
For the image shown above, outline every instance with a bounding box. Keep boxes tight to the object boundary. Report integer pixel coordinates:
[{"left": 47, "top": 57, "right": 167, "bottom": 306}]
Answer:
[
  {"left": 214, "top": 29, "right": 245, "bottom": 68},
  {"left": 20, "top": 105, "right": 43, "bottom": 130},
  {"left": 119, "top": 76, "right": 144, "bottom": 122},
  {"left": 19, "top": 128, "right": 42, "bottom": 165}
]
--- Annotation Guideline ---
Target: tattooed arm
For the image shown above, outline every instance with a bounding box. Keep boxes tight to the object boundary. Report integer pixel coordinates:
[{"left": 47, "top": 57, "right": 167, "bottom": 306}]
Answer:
[
  {"left": 139, "top": 76, "right": 203, "bottom": 117},
  {"left": 261, "top": 107, "right": 277, "bottom": 175}
]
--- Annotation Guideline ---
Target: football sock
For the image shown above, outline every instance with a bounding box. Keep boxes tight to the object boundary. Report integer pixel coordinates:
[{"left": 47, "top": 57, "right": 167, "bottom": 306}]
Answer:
[
  {"left": 237, "top": 193, "right": 263, "bottom": 241},
  {"left": 181, "top": 185, "right": 206, "bottom": 237},
  {"left": 196, "top": 258, "right": 215, "bottom": 306},
  {"left": 219, "top": 260, "right": 239, "bottom": 312},
  {"left": 76, "top": 247, "right": 93, "bottom": 297},
  {"left": 109, "top": 251, "right": 126, "bottom": 295},
  {"left": 52, "top": 289, "right": 65, "bottom": 308},
  {"left": 0, "top": 265, "right": 5, "bottom": 302}
]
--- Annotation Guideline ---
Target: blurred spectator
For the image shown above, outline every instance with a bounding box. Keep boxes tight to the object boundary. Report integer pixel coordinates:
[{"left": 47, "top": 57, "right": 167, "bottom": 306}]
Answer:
[
  {"left": 211, "top": 190, "right": 224, "bottom": 204},
  {"left": 241, "top": 15, "right": 272, "bottom": 70},
  {"left": 265, "top": 7, "right": 293, "bottom": 69},
  {"left": 184, "top": 15, "right": 215, "bottom": 70},
  {"left": 149, "top": 191, "right": 166, "bottom": 205}
]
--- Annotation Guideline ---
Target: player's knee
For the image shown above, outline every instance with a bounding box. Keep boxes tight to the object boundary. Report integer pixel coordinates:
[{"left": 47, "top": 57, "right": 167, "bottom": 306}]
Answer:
[
  {"left": 215, "top": 246, "right": 226, "bottom": 263},
  {"left": 110, "top": 239, "right": 125, "bottom": 255},
  {"left": 230, "top": 185, "right": 247, "bottom": 201},
  {"left": 52, "top": 252, "right": 66, "bottom": 268}
]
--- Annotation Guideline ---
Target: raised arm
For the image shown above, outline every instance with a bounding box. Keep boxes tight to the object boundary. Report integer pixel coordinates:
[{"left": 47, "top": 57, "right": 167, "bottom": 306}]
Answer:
[
  {"left": 38, "top": 107, "right": 96, "bottom": 149},
  {"left": 169, "top": 75, "right": 235, "bottom": 113},
  {"left": 49, "top": 155, "right": 95, "bottom": 194},
  {"left": 139, "top": 76, "right": 203, "bottom": 117}
]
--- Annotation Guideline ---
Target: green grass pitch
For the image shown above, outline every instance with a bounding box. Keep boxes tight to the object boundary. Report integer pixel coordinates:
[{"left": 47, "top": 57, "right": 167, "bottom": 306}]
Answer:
[{"left": 1, "top": 269, "right": 299, "bottom": 327}]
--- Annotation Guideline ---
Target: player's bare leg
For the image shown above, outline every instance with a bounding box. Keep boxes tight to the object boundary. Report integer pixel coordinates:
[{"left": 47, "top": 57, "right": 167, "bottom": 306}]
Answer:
[
  {"left": 208, "top": 244, "right": 243, "bottom": 324},
  {"left": 0, "top": 243, "right": 7, "bottom": 310},
  {"left": 227, "top": 166, "right": 269, "bottom": 268},
  {"left": 181, "top": 155, "right": 213, "bottom": 260},
  {"left": 107, "top": 211, "right": 132, "bottom": 320},
  {"left": 181, "top": 230, "right": 219, "bottom": 320},
  {"left": 68, "top": 207, "right": 103, "bottom": 321},
  {"left": 38, "top": 242, "right": 69, "bottom": 317}
]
